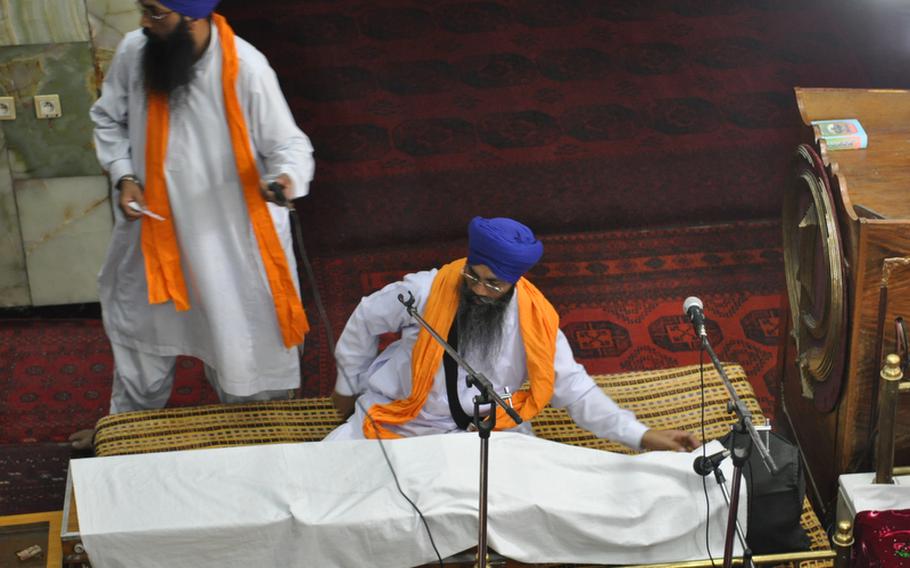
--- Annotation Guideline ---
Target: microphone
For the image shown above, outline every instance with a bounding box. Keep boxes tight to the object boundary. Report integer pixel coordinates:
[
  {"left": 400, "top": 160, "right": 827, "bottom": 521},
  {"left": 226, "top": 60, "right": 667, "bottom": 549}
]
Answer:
[
  {"left": 693, "top": 449, "right": 730, "bottom": 476},
  {"left": 683, "top": 296, "right": 707, "bottom": 339}
]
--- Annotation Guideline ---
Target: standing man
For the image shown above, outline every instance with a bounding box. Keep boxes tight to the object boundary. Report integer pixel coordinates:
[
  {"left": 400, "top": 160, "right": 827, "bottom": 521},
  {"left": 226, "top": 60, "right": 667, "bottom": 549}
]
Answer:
[
  {"left": 71, "top": 0, "right": 314, "bottom": 448},
  {"left": 327, "top": 217, "right": 699, "bottom": 453}
]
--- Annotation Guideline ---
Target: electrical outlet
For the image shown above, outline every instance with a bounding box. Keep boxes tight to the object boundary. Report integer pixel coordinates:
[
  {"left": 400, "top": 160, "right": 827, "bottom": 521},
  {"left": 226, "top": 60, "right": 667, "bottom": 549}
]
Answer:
[
  {"left": 0, "top": 97, "right": 14, "bottom": 120},
  {"left": 34, "top": 94, "right": 62, "bottom": 119}
]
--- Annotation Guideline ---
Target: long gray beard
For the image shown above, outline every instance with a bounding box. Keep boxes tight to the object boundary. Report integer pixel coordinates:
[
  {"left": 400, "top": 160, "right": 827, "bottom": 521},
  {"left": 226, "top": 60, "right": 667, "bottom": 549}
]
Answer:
[{"left": 455, "top": 282, "right": 514, "bottom": 363}]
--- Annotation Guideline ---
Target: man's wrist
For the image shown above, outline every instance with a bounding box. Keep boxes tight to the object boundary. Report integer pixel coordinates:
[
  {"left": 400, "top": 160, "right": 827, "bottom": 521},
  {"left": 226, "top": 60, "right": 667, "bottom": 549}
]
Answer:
[{"left": 115, "top": 174, "right": 140, "bottom": 191}]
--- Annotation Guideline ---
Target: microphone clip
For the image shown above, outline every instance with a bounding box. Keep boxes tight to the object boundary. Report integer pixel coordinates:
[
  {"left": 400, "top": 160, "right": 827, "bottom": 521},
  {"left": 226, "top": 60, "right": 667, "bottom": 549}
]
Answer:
[{"left": 693, "top": 449, "right": 731, "bottom": 476}]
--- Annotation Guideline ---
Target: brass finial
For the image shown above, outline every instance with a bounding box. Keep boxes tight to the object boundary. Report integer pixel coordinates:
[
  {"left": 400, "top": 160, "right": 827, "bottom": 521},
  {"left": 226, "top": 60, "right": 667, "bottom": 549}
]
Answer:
[
  {"left": 833, "top": 519, "right": 854, "bottom": 547},
  {"left": 882, "top": 353, "right": 904, "bottom": 382}
]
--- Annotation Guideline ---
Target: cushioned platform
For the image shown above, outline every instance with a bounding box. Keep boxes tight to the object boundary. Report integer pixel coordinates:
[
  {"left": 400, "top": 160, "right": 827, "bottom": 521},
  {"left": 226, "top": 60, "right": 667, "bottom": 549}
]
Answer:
[
  {"left": 94, "top": 397, "right": 342, "bottom": 456},
  {"left": 95, "top": 363, "right": 760, "bottom": 457},
  {"left": 92, "top": 363, "right": 831, "bottom": 566},
  {"left": 531, "top": 363, "right": 766, "bottom": 454}
]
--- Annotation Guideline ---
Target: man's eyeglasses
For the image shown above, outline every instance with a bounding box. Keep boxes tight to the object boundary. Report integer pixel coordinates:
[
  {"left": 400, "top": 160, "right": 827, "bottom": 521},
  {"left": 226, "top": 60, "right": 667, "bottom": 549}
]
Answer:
[
  {"left": 462, "top": 267, "right": 504, "bottom": 293},
  {"left": 137, "top": 2, "right": 173, "bottom": 20}
]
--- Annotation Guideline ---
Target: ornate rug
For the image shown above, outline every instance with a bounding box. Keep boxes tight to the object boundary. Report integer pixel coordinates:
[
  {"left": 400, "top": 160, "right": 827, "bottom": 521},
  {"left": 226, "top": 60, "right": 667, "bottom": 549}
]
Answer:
[
  {"left": 0, "top": 321, "right": 219, "bottom": 444},
  {"left": 218, "top": 0, "right": 868, "bottom": 251},
  {"left": 0, "top": 443, "right": 72, "bottom": 516}
]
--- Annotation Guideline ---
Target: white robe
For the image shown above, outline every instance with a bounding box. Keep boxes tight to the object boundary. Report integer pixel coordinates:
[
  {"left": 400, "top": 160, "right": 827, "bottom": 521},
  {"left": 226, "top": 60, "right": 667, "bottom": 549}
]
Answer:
[
  {"left": 91, "top": 25, "right": 315, "bottom": 397},
  {"left": 330, "top": 269, "right": 650, "bottom": 448}
]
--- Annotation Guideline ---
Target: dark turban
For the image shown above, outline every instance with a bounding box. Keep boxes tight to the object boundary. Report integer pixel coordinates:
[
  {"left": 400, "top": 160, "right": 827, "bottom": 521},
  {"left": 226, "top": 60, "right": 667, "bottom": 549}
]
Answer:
[
  {"left": 158, "top": 0, "right": 221, "bottom": 18},
  {"left": 467, "top": 217, "right": 543, "bottom": 283}
]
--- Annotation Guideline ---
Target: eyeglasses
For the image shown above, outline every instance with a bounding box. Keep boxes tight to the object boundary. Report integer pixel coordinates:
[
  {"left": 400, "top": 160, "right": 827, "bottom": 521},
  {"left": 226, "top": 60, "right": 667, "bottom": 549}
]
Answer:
[
  {"left": 137, "top": 2, "right": 173, "bottom": 20},
  {"left": 462, "top": 267, "right": 505, "bottom": 293}
]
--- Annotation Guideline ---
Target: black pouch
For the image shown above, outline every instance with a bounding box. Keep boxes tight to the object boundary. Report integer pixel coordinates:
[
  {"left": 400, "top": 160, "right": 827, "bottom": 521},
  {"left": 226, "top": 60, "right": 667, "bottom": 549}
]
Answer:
[{"left": 717, "top": 430, "right": 810, "bottom": 554}]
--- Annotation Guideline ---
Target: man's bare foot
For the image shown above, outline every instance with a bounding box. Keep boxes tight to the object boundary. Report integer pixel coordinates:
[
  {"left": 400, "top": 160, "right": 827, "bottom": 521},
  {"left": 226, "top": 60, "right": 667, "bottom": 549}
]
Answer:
[{"left": 68, "top": 428, "right": 95, "bottom": 450}]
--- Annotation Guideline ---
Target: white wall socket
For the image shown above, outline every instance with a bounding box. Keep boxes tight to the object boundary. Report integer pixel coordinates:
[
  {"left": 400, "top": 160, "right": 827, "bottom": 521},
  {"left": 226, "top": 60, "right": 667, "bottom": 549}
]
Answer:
[
  {"left": 34, "top": 94, "right": 62, "bottom": 119},
  {"left": 0, "top": 96, "right": 14, "bottom": 120}
]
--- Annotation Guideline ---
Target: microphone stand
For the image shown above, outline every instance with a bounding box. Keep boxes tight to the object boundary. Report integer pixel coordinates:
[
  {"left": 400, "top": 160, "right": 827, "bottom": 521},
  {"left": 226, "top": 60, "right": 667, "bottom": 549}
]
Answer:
[
  {"left": 695, "top": 454, "right": 753, "bottom": 568},
  {"left": 696, "top": 332, "right": 777, "bottom": 568},
  {"left": 398, "top": 292, "right": 523, "bottom": 568}
]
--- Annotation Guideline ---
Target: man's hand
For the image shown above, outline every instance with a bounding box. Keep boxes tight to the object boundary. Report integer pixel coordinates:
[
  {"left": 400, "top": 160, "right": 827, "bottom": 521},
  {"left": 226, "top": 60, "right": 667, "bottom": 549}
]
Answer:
[
  {"left": 331, "top": 391, "right": 356, "bottom": 420},
  {"left": 640, "top": 429, "right": 701, "bottom": 452},
  {"left": 68, "top": 428, "right": 95, "bottom": 450},
  {"left": 259, "top": 173, "right": 293, "bottom": 205},
  {"left": 118, "top": 179, "right": 145, "bottom": 221}
]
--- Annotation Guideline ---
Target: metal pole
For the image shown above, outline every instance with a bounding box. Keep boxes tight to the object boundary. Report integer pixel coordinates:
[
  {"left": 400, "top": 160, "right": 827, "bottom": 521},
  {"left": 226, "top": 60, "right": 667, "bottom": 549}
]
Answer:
[
  {"left": 477, "top": 434, "right": 489, "bottom": 568},
  {"left": 875, "top": 353, "right": 904, "bottom": 484},
  {"left": 709, "top": 468, "right": 750, "bottom": 558},
  {"left": 723, "top": 462, "right": 744, "bottom": 568}
]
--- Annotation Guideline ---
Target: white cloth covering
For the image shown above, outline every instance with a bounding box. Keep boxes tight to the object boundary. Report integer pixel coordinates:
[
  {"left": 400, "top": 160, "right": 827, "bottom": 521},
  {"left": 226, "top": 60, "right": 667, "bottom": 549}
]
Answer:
[
  {"left": 839, "top": 472, "right": 910, "bottom": 517},
  {"left": 330, "top": 269, "right": 649, "bottom": 448},
  {"left": 90, "top": 23, "right": 315, "bottom": 400},
  {"left": 72, "top": 435, "right": 744, "bottom": 567}
]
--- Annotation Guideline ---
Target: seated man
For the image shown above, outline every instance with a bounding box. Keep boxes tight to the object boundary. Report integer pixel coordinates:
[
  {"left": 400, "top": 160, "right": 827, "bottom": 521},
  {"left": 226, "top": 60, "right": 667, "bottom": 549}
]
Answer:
[{"left": 327, "top": 216, "right": 699, "bottom": 452}]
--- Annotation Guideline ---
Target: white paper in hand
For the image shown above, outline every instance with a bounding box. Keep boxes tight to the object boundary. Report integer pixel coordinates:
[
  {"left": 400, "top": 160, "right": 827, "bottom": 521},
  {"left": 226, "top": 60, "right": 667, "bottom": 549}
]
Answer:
[{"left": 127, "top": 201, "right": 166, "bottom": 221}]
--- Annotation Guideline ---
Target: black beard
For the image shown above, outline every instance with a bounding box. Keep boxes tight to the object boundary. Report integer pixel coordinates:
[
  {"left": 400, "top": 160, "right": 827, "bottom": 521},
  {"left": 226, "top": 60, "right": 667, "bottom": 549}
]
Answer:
[
  {"left": 142, "top": 18, "right": 197, "bottom": 98},
  {"left": 455, "top": 280, "right": 515, "bottom": 362}
]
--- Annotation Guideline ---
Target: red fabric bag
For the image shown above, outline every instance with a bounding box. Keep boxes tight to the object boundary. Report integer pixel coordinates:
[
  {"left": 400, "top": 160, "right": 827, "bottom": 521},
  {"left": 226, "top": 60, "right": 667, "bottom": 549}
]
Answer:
[{"left": 854, "top": 509, "right": 910, "bottom": 567}]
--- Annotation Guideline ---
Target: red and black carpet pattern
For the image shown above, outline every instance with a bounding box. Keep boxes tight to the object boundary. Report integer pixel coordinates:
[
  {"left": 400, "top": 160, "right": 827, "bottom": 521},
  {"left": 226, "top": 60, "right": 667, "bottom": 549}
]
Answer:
[
  {"left": 0, "top": 443, "right": 72, "bottom": 517},
  {"left": 217, "top": 0, "right": 869, "bottom": 250},
  {"left": 0, "top": 321, "right": 218, "bottom": 444}
]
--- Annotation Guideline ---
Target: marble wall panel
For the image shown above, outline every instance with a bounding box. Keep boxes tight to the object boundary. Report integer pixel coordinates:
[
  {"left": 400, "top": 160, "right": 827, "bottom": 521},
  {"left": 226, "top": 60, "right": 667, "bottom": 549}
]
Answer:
[
  {"left": 15, "top": 175, "right": 112, "bottom": 305},
  {"left": 0, "top": 0, "right": 90, "bottom": 47},
  {"left": 0, "top": 41, "right": 101, "bottom": 179},
  {"left": 0, "top": 126, "right": 30, "bottom": 306},
  {"left": 87, "top": 0, "right": 139, "bottom": 77}
]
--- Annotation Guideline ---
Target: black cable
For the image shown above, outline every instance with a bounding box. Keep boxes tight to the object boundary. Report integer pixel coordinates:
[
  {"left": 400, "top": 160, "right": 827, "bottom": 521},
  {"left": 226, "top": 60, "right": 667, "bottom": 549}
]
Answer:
[
  {"left": 698, "top": 346, "right": 717, "bottom": 567},
  {"left": 287, "top": 202, "right": 444, "bottom": 568}
]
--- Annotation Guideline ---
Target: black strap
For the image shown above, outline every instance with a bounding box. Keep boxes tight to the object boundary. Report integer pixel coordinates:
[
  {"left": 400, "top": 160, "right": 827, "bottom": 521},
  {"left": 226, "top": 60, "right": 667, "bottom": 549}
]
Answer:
[{"left": 445, "top": 322, "right": 473, "bottom": 430}]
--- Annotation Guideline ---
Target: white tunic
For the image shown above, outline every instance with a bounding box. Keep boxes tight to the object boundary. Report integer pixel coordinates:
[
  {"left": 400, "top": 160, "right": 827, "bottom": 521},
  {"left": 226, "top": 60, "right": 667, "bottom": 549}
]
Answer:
[
  {"left": 332, "top": 269, "right": 650, "bottom": 448},
  {"left": 91, "top": 25, "right": 315, "bottom": 396}
]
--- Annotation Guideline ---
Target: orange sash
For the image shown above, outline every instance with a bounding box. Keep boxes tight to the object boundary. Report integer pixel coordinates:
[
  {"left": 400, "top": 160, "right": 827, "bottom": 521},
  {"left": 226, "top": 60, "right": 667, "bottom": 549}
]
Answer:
[
  {"left": 363, "top": 258, "right": 559, "bottom": 438},
  {"left": 141, "top": 13, "right": 308, "bottom": 348}
]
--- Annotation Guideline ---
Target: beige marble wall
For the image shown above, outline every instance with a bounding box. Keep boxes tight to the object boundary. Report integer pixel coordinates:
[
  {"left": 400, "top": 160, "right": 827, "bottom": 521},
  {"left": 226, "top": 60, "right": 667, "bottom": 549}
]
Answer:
[
  {"left": 0, "top": 41, "right": 100, "bottom": 179},
  {"left": 87, "top": 0, "right": 140, "bottom": 76},
  {"left": 0, "top": 0, "right": 89, "bottom": 47},
  {"left": 0, "top": 127, "right": 30, "bottom": 307},
  {"left": 0, "top": 0, "right": 136, "bottom": 306},
  {"left": 15, "top": 176, "right": 112, "bottom": 305}
]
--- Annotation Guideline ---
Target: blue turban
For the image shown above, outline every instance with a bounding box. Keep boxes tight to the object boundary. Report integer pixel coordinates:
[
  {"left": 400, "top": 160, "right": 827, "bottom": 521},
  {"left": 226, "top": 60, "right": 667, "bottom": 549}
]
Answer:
[
  {"left": 467, "top": 217, "right": 543, "bottom": 283},
  {"left": 158, "top": 0, "right": 221, "bottom": 18}
]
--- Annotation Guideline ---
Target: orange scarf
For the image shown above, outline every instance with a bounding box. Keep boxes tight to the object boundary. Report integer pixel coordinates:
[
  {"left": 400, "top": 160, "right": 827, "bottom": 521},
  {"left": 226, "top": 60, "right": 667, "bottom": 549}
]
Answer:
[
  {"left": 363, "top": 258, "right": 559, "bottom": 438},
  {"left": 141, "top": 13, "right": 308, "bottom": 348}
]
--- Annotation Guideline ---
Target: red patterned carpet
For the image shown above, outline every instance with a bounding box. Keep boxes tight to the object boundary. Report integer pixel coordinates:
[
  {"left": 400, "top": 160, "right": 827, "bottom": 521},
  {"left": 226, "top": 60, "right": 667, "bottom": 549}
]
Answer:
[
  {"left": 217, "top": 0, "right": 869, "bottom": 251},
  {"left": 0, "top": 322, "right": 219, "bottom": 444},
  {"left": 0, "top": 443, "right": 73, "bottom": 516}
]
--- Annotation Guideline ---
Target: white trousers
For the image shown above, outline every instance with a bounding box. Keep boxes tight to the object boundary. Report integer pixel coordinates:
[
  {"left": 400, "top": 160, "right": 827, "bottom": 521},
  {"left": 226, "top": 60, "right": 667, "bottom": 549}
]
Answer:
[{"left": 109, "top": 342, "right": 292, "bottom": 414}]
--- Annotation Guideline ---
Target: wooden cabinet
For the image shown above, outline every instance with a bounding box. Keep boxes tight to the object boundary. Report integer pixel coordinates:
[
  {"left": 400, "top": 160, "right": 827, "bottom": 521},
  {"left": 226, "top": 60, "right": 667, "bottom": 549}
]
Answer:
[{"left": 780, "top": 88, "right": 910, "bottom": 513}]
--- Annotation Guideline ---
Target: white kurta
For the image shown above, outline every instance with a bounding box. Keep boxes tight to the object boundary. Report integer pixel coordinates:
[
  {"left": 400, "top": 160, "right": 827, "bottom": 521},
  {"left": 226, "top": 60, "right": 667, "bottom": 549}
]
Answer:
[
  {"left": 331, "top": 269, "right": 650, "bottom": 448},
  {"left": 91, "top": 25, "right": 315, "bottom": 396}
]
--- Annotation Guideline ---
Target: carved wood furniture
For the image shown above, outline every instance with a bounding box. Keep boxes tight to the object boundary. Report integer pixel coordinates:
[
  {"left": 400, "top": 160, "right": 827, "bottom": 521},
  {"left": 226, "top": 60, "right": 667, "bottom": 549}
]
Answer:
[{"left": 781, "top": 87, "right": 910, "bottom": 513}]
